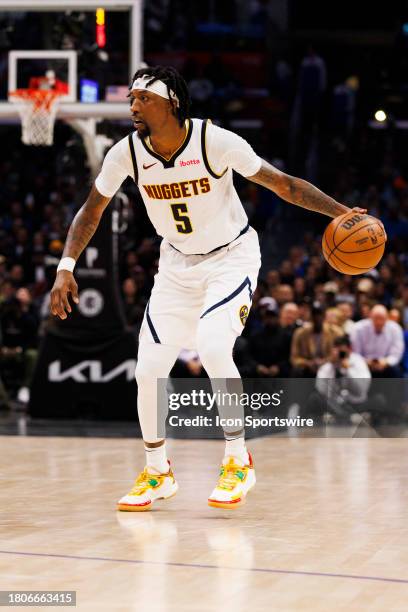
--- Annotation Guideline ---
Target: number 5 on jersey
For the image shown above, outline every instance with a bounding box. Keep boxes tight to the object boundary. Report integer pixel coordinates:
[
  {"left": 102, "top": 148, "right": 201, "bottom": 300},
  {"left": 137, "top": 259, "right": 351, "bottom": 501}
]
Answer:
[{"left": 170, "top": 203, "right": 193, "bottom": 234}]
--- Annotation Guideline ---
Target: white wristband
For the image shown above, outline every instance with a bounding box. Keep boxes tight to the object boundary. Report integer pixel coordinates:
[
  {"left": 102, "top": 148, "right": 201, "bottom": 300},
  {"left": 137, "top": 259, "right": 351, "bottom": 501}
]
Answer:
[{"left": 57, "top": 257, "right": 76, "bottom": 273}]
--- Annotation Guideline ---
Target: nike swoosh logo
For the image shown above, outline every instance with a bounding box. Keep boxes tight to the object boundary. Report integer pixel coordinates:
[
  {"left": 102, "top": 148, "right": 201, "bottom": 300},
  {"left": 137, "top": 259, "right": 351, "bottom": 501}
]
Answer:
[{"left": 143, "top": 162, "right": 157, "bottom": 170}]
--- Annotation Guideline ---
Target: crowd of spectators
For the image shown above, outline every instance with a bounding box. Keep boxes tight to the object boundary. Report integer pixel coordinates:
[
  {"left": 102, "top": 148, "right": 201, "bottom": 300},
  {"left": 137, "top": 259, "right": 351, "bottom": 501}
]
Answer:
[
  {"left": 2, "top": 183, "right": 407, "bottom": 419},
  {"left": 1, "top": 137, "right": 407, "bottom": 416},
  {"left": 1, "top": 40, "right": 408, "bottom": 422}
]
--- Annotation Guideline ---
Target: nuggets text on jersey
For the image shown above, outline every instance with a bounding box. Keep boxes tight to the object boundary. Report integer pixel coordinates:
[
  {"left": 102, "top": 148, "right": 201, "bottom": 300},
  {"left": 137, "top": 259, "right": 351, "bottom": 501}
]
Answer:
[{"left": 142, "top": 178, "right": 210, "bottom": 200}]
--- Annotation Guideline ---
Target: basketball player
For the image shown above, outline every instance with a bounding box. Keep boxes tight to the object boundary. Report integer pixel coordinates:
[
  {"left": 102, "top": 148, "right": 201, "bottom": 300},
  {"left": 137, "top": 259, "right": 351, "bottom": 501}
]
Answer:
[{"left": 50, "top": 66, "right": 367, "bottom": 511}]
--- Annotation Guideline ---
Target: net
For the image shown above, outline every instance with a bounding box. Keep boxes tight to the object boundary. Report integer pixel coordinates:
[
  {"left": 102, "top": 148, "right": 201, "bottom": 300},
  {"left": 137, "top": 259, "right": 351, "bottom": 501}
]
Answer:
[{"left": 9, "top": 89, "right": 62, "bottom": 146}]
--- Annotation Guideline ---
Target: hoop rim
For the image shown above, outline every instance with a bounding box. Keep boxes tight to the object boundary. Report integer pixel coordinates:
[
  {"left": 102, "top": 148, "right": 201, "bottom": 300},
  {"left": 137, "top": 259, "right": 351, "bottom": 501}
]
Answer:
[{"left": 9, "top": 88, "right": 63, "bottom": 101}]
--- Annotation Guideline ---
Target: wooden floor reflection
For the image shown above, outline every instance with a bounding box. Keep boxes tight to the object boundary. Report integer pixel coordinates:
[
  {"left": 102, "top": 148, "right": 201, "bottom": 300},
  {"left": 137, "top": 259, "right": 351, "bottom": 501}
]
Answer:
[{"left": 1, "top": 435, "right": 408, "bottom": 611}]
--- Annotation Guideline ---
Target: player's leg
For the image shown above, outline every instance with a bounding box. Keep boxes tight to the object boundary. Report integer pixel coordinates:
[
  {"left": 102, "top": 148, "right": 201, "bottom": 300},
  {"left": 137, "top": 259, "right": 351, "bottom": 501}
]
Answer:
[
  {"left": 136, "top": 341, "right": 181, "bottom": 467},
  {"left": 197, "top": 227, "right": 261, "bottom": 508},
  {"left": 117, "top": 341, "right": 181, "bottom": 512},
  {"left": 197, "top": 308, "right": 247, "bottom": 455},
  {"left": 197, "top": 308, "right": 255, "bottom": 509},
  {"left": 117, "top": 241, "right": 202, "bottom": 511}
]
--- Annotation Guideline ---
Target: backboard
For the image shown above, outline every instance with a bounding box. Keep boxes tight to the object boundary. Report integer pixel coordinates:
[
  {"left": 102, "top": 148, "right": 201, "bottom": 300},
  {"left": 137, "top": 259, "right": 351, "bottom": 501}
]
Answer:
[
  {"left": 9, "top": 50, "right": 78, "bottom": 103},
  {"left": 0, "top": 0, "right": 142, "bottom": 119}
]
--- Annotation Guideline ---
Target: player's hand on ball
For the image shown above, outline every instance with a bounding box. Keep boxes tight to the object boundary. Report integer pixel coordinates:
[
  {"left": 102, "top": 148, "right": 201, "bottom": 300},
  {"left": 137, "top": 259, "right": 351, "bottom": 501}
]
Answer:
[
  {"left": 50, "top": 271, "right": 79, "bottom": 319},
  {"left": 350, "top": 206, "right": 387, "bottom": 241},
  {"left": 351, "top": 206, "right": 367, "bottom": 214}
]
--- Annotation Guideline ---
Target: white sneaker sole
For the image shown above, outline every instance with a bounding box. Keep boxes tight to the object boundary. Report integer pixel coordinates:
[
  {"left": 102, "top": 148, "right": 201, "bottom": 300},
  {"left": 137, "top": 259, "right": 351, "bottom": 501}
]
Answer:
[
  {"left": 208, "top": 472, "right": 256, "bottom": 509},
  {"left": 117, "top": 481, "right": 179, "bottom": 512}
]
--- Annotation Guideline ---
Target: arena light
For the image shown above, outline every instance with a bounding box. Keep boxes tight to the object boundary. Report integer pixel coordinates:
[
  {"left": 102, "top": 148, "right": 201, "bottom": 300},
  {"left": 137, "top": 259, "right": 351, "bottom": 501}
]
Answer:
[
  {"left": 96, "top": 8, "right": 106, "bottom": 48},
  {"left": 374, "top": 110, "right": 387, "bottom": 122}
]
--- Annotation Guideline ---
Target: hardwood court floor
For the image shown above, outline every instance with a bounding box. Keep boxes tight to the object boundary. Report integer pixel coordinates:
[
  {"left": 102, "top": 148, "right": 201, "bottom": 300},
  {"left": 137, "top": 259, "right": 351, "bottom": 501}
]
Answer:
[{"left": 1, "top": 435, "right": 408, "bottom": 611}]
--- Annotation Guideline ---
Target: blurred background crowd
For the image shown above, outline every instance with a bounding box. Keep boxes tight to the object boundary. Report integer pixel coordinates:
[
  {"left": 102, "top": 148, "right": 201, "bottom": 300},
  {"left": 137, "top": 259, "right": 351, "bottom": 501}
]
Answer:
[{"left": 1, "top": 0, "right": 408, "bottom": 418}]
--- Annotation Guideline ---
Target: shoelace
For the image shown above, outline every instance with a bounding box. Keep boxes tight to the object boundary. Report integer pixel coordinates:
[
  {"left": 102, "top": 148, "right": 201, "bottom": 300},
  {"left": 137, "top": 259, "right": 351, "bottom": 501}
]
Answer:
[
  {"left": 217, "top": 462, "right": 245, "bottom": 491},
  {"left": 129, "top": 469, "right": 160, "bottom": 496}
]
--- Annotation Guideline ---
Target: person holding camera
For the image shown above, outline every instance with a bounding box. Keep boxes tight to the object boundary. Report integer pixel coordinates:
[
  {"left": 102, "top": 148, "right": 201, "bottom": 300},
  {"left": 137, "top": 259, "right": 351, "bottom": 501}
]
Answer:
[{"left": 306, "top": 335, "right": 386, "bottom": 424}]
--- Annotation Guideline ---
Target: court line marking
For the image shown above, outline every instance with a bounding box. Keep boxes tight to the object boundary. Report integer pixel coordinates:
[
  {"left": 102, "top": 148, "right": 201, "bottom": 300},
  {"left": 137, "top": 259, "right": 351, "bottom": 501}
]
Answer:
[{"left": 0, "top": 550, "right": 407, "bottom": 585}]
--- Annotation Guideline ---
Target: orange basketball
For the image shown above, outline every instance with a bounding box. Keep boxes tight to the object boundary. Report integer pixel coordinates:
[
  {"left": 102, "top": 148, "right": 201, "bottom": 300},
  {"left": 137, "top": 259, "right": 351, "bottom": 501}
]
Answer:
[{"left": 322, "top": 212, "right": 386, "bottom": 275}]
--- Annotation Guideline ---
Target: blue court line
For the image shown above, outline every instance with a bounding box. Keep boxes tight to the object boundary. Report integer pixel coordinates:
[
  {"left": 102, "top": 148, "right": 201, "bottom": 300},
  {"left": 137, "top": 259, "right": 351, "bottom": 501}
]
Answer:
[{"left": 0, "top": 550, "right": 407, "bottom": 585}]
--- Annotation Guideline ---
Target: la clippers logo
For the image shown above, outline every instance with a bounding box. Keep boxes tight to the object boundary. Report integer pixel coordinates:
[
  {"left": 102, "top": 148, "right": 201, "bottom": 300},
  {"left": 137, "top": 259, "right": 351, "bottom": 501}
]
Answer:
[
  {"left": 78, "top": 289, "right": 104, "bottom": 317},
  {"left": 179, "top": 159, "right": 200, "bottom": 166}
]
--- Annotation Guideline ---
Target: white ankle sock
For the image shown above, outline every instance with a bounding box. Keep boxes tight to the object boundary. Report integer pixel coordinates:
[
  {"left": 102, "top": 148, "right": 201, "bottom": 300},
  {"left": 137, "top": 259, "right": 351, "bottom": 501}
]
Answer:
[
  {"left": 145, "top": 442, "right": 169, "bottom": 474},
  {"left": 224, "top": 437, "right": 249, "bottom": 465}
]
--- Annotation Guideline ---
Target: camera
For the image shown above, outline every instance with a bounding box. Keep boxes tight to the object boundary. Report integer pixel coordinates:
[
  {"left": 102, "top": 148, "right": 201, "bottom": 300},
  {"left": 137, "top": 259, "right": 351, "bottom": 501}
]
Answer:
[{"left": 338, "top": 350, "right": 347, "bottom": 359}]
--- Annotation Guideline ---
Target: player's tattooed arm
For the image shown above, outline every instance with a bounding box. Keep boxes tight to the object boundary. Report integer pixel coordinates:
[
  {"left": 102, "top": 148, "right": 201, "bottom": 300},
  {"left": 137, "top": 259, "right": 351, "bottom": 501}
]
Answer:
[
  {"left": 248, "top": 160, "right": 366, "bottom": 218},
  {"left": 62, "top": 184, "right": 112, "bottom": 259},
  {"left": 50, "top": 184, "right": 111, "bottom": 319}
]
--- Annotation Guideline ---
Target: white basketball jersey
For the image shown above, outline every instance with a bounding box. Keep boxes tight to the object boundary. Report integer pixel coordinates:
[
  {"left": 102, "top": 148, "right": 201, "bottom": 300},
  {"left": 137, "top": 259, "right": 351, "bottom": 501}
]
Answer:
[{"left": 128, "top": 118, "right": 253, "bottom": 255}]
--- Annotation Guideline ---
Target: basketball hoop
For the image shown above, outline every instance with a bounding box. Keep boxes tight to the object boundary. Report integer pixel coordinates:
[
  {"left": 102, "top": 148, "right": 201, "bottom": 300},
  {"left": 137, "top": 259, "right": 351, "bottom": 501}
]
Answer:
[{"left": 9, "top": 88, "right": 63, "bottom": 146}]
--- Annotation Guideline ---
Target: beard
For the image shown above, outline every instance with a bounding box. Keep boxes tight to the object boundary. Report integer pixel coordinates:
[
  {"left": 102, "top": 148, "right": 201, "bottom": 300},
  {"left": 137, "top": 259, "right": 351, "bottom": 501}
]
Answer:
[{"left": 135, "top": 122, "right": 150, "bottom": 139}]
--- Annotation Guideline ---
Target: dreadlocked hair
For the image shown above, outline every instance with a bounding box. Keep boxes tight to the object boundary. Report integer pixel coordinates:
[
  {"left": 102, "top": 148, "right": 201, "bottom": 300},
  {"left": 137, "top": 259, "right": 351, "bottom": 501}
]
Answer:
[{"left": 129, "top": 65, "right": 191, "bottom": 127}]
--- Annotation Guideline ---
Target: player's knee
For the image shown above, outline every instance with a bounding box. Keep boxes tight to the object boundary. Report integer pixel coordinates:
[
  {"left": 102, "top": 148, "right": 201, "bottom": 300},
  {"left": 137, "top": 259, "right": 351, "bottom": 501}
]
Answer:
[
  {"left": 197, "top": 337, "right": 232, "bottom": 373},
  {"left": 135, "top": 357, "right": 148, "bottom": 386},
  {"left": 135, "top": 344, "right": 176, "bottom": 384},
  {"left": 197, "top": 317, "right": 234, "bottom": 369},
  {"left": 135, "top": 353, "right": 160, "bottom": 384}
]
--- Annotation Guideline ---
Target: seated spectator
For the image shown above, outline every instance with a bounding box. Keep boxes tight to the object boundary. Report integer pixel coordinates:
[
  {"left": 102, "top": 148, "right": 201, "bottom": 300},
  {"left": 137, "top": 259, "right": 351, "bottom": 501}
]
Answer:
[
  {"left": 336, "top": 300, "right": 355, "bottom": 335},
  {"left": 244, "top": 296, "right": 278, "bottom": 337},
  {"left": 359, "top": 303, "right": 371, "bottom": 320},
  {"left": 248, "top": 301, "right": 292, "bottom": 377},
  {"left": 306, "top": 335, "right": 387, "bottom": 425},
  {"left": 279, "top": 302, "right": 301, "bottom": 330},
  {"left": 355, "top": 278, "right": 376, "bottom": 319},
  {"left": 297, "top": 298, "right": 312, "bottom": 324},
  {"left": 278, "top": 302, "right": 302, "bottom": 377},
  {"left": 389, "top": 308, "right": 402, "bottom": 325},
  {"left": 335, "top": 278, "right": 355, "bottom": 305},
  {"left": 324, "top": 307, "right": 343, "bottom": 334},
  {"left": 275, "top": 283, "right": 294, "bottom": 306},
  {"left": 265, "top": 270, "right": 280, "bottom": 294},
  {"left": 0, "top": 287, "right": 39, "bottom": 403},
  {"left": 291, "top": 301, "right": 342, "bottom": 377},
  {"left": 0, "top": 279, "right": 16, "bottom": 306},
  {"left": 350, "top": 304, "right": 404, "bottom": 377},
  {"left": 293, "top": 277, "right": 307, "bottom": 303},
  {"left": 279, "top": 260, "right": 295, "bottom": 284},
  {"left": 322, "top": 281, "right": 339, "bottom": 307}
]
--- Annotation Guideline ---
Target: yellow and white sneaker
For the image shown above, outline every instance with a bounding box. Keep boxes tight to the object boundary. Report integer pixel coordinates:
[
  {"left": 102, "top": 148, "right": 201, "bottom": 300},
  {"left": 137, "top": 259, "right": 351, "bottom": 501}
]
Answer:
[
  {"left": 208, "top": 453, "right": 256, "bottom": 509},
  {"left": 117, "top": 462, "right": 178, "bottom": 512}
]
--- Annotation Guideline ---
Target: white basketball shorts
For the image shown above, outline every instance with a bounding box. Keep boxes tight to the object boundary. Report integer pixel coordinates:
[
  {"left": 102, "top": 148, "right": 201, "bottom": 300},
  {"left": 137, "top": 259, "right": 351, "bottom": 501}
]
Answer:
[{"left": 139, "top": 226, "right": 261, "bottom": 349}]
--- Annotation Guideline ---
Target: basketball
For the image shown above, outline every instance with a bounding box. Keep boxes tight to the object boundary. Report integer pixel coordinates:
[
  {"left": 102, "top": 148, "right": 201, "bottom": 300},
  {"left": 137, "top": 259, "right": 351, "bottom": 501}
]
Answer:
[{"left": 322, "top": 212, "right": 386, "bottom": 275}]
